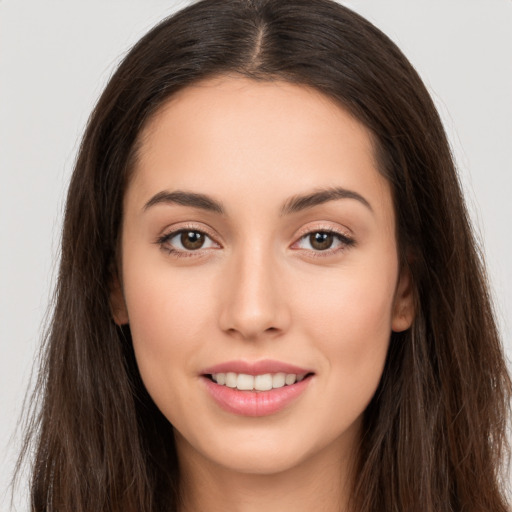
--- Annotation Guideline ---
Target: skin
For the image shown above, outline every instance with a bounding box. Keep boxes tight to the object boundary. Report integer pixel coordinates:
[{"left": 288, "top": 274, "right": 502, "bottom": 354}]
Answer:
[{"left": 112, "top": 76, "right": 414, "bottom": 512}]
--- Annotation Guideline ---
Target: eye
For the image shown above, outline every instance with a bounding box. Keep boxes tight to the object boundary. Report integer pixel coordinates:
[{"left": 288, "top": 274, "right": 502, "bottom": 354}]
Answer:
[
  {"left": 157, "top": 228, "right": 219, "bottom": 256},
  {"left": 293, "top": 230, "right": 355, "bottom": 253}
]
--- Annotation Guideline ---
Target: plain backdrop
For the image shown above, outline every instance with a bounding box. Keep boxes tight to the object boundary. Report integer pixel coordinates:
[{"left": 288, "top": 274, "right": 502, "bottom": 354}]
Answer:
[{"left": 1, "top": 1, "right": 511, "bottom": 510}]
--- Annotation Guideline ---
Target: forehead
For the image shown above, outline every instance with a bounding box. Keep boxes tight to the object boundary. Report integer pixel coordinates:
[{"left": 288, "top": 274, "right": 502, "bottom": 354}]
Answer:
[
  {"left": 138, "top": 75, "right": 376, "bottom": 170},
  {"left": 128, "top": 76, "right": 393, "bottom": 224}
]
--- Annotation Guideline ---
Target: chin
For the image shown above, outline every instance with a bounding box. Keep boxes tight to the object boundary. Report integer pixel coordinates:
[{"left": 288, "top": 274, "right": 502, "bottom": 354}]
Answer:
[
  {"left": 210, "top": 443, "right": 311, "bottom": 476},
  {"left": 176, "top": 416, "right": 360, "bottom": 478}
]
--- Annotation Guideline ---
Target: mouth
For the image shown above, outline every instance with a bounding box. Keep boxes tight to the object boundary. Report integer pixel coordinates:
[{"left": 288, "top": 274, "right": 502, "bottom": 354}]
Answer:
[
  {"left": 204, "top": 371, "right": 314, "bottom": 392},
  {"left": 200, "top": 361, "right": 315, "bottom": 416}
]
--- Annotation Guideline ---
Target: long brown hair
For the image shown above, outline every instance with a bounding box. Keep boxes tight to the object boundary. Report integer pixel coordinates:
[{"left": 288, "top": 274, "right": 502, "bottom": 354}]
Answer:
[{"left": 17, "top": 0, "right": 511, "bottom": 510}]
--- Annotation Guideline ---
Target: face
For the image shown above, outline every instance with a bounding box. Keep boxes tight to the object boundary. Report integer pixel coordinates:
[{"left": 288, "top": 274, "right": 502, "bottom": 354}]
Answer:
[{"left": 113, "top": 76, "right": 414, "bottom": 477}]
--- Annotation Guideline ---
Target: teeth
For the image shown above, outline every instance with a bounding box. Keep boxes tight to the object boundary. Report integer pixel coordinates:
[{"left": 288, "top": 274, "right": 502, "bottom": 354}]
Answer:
[
  {"left": 254, "top": 374, "right": 273, "bottom": 391},
  {"left": 237, "top": 373, "right": 254, "bottom": 390},
  {"left": 225, "top": 372, "right": 237, "bottom": 388},
  {"left": 210, "top": 372, "right": 307, "bottom": 391},
  {"left": 272, "top": 372, "right": 286, "bottom": 388},
  {"left": 285, "top": 374, "right": 296, "bottom": 385}
]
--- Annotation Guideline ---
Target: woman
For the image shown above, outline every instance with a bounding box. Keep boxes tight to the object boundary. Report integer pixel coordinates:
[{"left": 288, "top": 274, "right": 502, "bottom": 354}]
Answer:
[{"left": 17, "top": 0, "right": 511, "bottom": 510}]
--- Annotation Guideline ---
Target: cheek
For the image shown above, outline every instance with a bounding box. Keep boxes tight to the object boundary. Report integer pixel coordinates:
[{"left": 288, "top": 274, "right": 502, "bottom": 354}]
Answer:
[
  {"left": 122, "top": 262, "right": 217, "bottom": 414},
  {"left": 300, "top": 263, "right": 396, "bottom": 340},
  {"left": 125, "top": 255, "right": 215, "bottom": 340},
  {"left": 297, "top": 266, "right": 395, "bottom": 409}
]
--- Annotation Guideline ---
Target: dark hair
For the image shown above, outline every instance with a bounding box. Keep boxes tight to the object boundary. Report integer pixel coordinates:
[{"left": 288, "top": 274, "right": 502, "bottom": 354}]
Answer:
[{"left": 17, "top": 0, "right": 511, "bottom": 510}]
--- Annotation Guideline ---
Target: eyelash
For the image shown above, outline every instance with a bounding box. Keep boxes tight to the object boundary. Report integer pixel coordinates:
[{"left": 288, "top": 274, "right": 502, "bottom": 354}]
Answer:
[
  {"left": 155, "top": 225, "right": 355, "bottom": 259},
  {"left": 293, "top": 227, "right": 355, "bottom": 257},
  {"left": 155, "top": 224, "right": 219, "bottom": 258}
]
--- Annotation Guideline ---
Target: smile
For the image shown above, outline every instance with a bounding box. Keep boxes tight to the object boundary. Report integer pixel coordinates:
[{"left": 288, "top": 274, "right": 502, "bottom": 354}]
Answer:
[
  {"left": 201, "top": 360, "right": 314, "bottom": 416},
  {"left": 210, "top": 372, "right": 307, "bottom": 391}
]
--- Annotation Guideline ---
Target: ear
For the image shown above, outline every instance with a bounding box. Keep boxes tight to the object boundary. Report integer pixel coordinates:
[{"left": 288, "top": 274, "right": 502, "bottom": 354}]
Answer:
[
  {"left": 109, "top": 272, "right": 129, "bottom": 326},
  {"left": 391, "top": 264, "right": 415, "bottom": 332}
]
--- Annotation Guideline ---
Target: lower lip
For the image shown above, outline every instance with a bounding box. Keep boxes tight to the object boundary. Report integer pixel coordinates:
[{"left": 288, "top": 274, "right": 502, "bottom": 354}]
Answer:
[{"left": 202, "top": 376, "right": 312, "bottom": 417}]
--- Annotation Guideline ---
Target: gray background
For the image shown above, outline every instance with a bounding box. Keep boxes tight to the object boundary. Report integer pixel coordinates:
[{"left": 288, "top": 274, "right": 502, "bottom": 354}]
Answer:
[{"left": 1, "top": 1, "right": 511, "bottom": 510}]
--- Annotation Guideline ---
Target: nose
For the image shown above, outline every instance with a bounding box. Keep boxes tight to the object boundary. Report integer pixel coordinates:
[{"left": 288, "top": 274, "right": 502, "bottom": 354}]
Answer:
[{"left": 217, "top": 244, "right": 291, "bottom": 341}]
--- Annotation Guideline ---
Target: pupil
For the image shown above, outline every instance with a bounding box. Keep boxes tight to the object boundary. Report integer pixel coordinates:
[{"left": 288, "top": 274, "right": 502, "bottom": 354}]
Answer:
[
  {"left": 310, "top": 232, "right": 333, "bottom": 250},
  {"left": 181, "top": 231, "right": 204, "bottom": 250}
]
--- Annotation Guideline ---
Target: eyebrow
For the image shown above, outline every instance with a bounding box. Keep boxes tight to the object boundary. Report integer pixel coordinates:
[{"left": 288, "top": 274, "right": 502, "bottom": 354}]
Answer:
[
  {"left": 143, "top": 190, "right": 225, "bottom": 214},
  {"left": 279, "top": 187, "right": 373, "bottom": 216},
  {"left": 143, "top": 186, "right": 372, "bottom": 216}
]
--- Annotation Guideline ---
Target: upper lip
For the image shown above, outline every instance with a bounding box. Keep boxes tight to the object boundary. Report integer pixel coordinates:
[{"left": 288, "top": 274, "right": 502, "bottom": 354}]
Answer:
[{"left": 201, "top": 359, "right": 313, "bottom": 376}]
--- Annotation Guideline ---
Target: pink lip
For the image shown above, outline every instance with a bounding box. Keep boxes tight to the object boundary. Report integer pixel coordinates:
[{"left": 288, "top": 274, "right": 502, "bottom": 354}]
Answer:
[
  {"left": 201, "top": 359, "right": 312, "bottom": 376},
  {"left": 200, "top": 359, "right": 314, "bottom": 417}
]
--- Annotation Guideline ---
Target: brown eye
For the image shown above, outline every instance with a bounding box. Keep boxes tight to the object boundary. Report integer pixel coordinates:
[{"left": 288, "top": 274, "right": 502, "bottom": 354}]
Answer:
[
  {"left": 158, "top": 229, "right": 219, "bottom": 255},
  {"left": 309, "top": 232, "right": 334, "bottom": 251},
  {"left": 293, "top": 229, "right": 355, "bottom": 254},
  {"left": 180, "top": 231, "right": 205, "bottom": 250}
]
